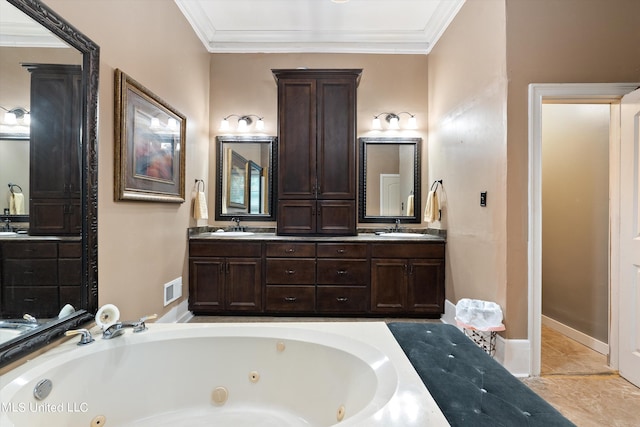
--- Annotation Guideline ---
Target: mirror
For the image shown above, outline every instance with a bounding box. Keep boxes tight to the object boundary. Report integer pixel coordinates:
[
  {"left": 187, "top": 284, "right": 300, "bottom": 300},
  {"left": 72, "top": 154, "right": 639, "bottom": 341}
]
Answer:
[
  {"left": 0, "top": 0, "right": 99, "bottom": 367},
  {"left": 359, "top": 137, "right": 422, "bottom": 223},
  {"left": 215, "top": 135, "right": 277, "bottom": 221}
]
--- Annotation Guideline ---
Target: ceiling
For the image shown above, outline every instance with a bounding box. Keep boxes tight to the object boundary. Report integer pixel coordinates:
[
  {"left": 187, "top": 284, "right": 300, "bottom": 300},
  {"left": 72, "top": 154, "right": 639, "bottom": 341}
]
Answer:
[
  {"left": 175, "top": 0, "right": 466, "bottom": 54},
  {"left": 0, "top": 1, "right": 68, "bottom": 48}
]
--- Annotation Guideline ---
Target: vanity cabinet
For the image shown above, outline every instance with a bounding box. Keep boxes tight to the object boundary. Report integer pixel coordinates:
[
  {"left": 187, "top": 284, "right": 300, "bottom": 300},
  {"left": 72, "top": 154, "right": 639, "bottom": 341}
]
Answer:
[
  {"left": 316, "top": 243, "right": 369, "bottom": 312},
  {"left": 0, "top": 240, "right": 82, "bottom": 318},
  {"left": 188, "top": 241, "right": 262, "bottom": 312},
  {"left": 265, "top": 242, "right": 316, "bottom": 312},
  {"left": 370, "top": 243, "right": 445, "bottom": 315},
  {"left": 273, "top": 69, "right": 361, "bottom": 236},
  {"left": 27, "top": 64, "right": 82, "bottom": 236}
]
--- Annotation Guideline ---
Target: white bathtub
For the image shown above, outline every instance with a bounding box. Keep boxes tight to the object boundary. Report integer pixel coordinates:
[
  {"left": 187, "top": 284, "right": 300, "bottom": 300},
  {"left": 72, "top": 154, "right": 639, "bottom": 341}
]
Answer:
[{"left": 0, "top": 322, "right": 449, "bottom": 426}]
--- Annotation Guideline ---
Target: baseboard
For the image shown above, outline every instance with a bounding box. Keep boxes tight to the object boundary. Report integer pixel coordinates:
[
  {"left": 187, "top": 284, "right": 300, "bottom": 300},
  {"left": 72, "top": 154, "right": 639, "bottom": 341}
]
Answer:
[
  {"left": 542, "top": 315, "right": 609, "bottom": 355},
  {"left": 442, "top": 299, "right": 531, "bottom": 377},
  {"left": 157, "top": 299, "right": 193, "bottom": 324}
]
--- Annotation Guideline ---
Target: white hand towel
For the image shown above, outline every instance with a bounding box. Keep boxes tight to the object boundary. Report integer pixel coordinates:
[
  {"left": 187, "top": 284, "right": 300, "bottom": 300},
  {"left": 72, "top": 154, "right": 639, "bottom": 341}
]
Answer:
[
  {"left": 10, "top": 192, "right": 25, "bottom": 215},
  {"left": 194, "top": 191, "right": 208, "bottom": 220},
  {"left": 423, "top": 190, "right": 439, "bottom": 223},
  {"left": 406, "top": 194, "right": 414, "bottom": 216}
]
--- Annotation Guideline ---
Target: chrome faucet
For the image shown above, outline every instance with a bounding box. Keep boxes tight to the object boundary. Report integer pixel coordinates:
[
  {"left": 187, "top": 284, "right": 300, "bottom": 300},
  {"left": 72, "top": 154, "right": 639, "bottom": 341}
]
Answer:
[
  {"left": 394, "top": 218, "right": 401, "bottom": 232},
  {"left": 230, "top": 217, "right": 244, "bottom": 232},
  {"left": 102, "top": 314, "right": 157, "bottom": 340},
  {"left": 3, "top": 218, "right": 11, "bottom": 232}
]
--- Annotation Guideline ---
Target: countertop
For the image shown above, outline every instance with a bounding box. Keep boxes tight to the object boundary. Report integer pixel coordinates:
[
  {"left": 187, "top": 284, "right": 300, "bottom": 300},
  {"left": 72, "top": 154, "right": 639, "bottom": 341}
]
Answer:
[
  {"left": 189, "top": 230, "right": 446, "bottom": 243},
  {"left": 0, "top": 233, "right": 81, "bottom": 242}
]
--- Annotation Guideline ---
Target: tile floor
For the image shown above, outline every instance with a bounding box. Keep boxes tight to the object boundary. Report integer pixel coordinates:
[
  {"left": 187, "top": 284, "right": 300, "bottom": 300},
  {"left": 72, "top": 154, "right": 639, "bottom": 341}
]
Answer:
[
  {"left": 521, "top": 325, "right": 640, "bottom": 427},
  {"left": 190, "top": 317, "right": 640, "bottom": 426}
]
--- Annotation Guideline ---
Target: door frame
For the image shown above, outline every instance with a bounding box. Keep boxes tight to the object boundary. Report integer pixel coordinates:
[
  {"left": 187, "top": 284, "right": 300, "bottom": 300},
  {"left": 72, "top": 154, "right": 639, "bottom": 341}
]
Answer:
[{"left": 527, "top": 83, "right": 639, "bottom": 376}]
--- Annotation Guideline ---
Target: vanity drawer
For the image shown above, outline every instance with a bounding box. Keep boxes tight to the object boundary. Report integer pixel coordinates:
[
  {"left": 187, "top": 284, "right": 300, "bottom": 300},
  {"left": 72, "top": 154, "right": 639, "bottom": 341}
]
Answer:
[
  {"left": 190, "top": 241, "right": 262, "bottom": 257},
  {"left": 266, "top": 259, "right": 315, "bottom": 284},
  {"left": 370, "top": 243, "right": 445, "bottom": 259},
  {"left": 2, "top": 286, "right": 59, "bottom": 317},
  {"left": 316, "top": 259, "right": 368, "bottom": 285},
  {"left": 3, "top": 242, "right": 57, "bottom": 258},
  {"left": 58, "top": 241, "right": 82, "bottom": 258},
  {"left": 266, "top": 243, "right": 315, "bottom": 258},
  {"left": 266, "top": 285, "right": 315, "bottom": 312},
  {"left": 3, "top": 259, "right": 57, "bottom": 286},
  {"left": 317, "top": 243, "right": 367, "bottom": 259},
  {"left": 316, "top": 286, "right": 368, "bottom": 313}
]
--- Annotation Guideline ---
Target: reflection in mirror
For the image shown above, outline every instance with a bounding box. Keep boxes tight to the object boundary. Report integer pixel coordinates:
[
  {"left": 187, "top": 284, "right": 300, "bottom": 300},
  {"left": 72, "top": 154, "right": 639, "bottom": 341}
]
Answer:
[
  {"left": 359, "top": 137, "right": 422, "bottom": 224},
  {"left": 0, "top": 0, "right": 99, "bottom": 367},
  {"left": 216, "top": 135, "right": 277, "bottom": 221}
]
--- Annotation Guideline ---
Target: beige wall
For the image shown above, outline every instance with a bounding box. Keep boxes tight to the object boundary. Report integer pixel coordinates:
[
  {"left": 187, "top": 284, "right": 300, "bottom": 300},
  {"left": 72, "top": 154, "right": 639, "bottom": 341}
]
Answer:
[
  {"left": 427, "top": 1, "right": 509, "bottom": 326},
  {"left": 542, "top": 104, "right": 610, "bottom": 342},
  {"left": 46, "top": 0, "right": 211, "bottom": 320},
  {"left": 504, "top": 0, "right": 640, "bottom": 338},
  {"left": 209, "top": 53, "right": 429, "bottom": 227}
]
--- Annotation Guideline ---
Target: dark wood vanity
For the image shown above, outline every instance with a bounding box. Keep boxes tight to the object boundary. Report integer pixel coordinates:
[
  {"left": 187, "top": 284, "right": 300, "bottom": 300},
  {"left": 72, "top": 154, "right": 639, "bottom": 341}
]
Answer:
[{"left": 189, "top": 235, "right": 445, "bottom": 318}]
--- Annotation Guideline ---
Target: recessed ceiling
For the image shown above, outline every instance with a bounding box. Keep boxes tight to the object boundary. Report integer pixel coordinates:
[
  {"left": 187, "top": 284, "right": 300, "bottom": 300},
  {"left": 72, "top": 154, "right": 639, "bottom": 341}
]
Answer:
[{"left": 175, "top": 0, "right": 465, "bottom": 54}]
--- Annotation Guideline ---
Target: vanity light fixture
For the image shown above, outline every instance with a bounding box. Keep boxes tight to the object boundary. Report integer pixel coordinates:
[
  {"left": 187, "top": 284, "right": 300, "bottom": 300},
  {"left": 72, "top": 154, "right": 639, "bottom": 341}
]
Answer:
[
  {"left": 372, "top": 111, "right": 417, "bottom": 130},
  {"left": 220, "top": 114, "right": 265, "bottom": 132},
  {"left": 1, "top": 107, "right": 30, "bottom": 126}
]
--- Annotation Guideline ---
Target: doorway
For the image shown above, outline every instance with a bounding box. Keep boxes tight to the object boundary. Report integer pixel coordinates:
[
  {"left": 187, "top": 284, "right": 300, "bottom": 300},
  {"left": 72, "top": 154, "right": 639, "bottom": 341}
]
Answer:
[
  {"left": 541, "top": 103, "right": 610, "bottom": 356},
  {"left": 527, "top": 83, "right": 638, "bottom": 377}
]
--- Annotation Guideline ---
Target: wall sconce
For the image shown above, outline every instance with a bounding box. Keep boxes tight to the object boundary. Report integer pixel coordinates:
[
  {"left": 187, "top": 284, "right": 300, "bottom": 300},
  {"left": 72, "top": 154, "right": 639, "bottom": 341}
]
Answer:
[
  {"left": 1, "top": 107, "right": 30, "bottom": 125},
  {"left": 372, "top": 112, "right": 417, "bottom": 130},
  {"left": 220, "top": 114, "right": 265, "bottom": 132}
]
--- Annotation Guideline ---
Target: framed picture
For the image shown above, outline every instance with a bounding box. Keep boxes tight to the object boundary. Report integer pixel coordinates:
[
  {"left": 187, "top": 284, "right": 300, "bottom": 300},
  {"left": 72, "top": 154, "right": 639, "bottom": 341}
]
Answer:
[
  {"left": 226, "top": 148, "right": 248, "bottom": 209},
  {"left": 114, "top": 69, "right": 186, "bottom": 202}
]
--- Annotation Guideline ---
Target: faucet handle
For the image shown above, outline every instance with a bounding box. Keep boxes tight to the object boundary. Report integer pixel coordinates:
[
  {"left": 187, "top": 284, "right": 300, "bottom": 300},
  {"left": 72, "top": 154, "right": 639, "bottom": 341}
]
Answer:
[
  {"left": 65, "top": 329, "right": 95, "bottom": 345},
  {"left": 133, "top": 314, "right": 157, "bottom": 332}
]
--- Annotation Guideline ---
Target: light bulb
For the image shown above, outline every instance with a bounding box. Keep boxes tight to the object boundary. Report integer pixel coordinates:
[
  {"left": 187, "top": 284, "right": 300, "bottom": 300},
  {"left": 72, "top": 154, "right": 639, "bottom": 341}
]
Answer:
[
  {"left": 150, "top": 118, "right": 160, "bottom": 129},
  {"left": 237, "top": 119, "right": 248, "bottom": 132},
  {"left": 167, "top": 117, "right": 177, "bottom": 130},
  {"left": 23, "top": 113, "right": 31, "bottom": 125},
  {"left": 256, "top": 118, "right": 265, "bottom": 131},
  {"left": 4, "top": 112, "right": 17, "bottom": 125},
  {"left": 407, "top": 116, "right": 417, "bottom": 129},
  {"left": 372, "top": 117, "right": 382, "bottom": 130},
  {"left": 220, "top": 118, "right": 230, "bottom": 131},
  {"left": 389, "top": 116, "right": 400, "bottom": 129}
]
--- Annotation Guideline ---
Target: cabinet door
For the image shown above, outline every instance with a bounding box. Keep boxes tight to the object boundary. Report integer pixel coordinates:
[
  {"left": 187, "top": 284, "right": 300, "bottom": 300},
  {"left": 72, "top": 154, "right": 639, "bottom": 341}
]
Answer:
[
  {"left": 226, "top": 257, "right": 262, "bottom": 311},
  {"left": 277, "top": 199, "right": 316, "bottom": 235},
  {"left": 316, "top": 78, "right": 356, "bottom": 200},
  {"left": 371, "top": 258, "right": 407, "bottom": 312},
  {"left": 317, "top": 200, "right": 356, "bottom": 235},
  {"left": 189, "top": 258, "right": 225, "bottom": 312},
  {"left": 409, "top": 259, "right": 445, "bottom": 314},
  {"left": 278, "top": 79, "right": 317, "bottom": 199}
]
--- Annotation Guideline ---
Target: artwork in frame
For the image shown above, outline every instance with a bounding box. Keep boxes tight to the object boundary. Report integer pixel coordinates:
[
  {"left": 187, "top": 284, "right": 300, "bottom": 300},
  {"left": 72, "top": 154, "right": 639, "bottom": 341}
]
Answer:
[{"left": 114, "top": 69, "right": 186, "bottom": 203}]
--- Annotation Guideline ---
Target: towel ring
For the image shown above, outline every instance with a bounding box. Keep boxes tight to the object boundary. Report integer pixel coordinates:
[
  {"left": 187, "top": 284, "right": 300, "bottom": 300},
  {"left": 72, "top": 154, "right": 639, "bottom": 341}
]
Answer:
[
  {"left": 8, "top": 183, "right": 23, "bottom": 194},
  {"left": 195, "top": 179, "right": 205, "bottom": 192}
]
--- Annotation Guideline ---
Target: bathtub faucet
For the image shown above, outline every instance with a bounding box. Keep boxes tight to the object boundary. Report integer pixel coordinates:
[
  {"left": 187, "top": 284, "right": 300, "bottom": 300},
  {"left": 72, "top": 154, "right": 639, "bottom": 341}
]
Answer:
[{"left": 102, "top": 314, "right": 158, "bottom": 339}]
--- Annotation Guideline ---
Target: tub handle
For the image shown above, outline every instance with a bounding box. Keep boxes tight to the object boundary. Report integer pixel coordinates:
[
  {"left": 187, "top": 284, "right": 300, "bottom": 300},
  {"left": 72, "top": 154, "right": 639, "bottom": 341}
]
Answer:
[
  {"left": 284, "top": 297, "right": 297, "bottom": 303},
  {"left": 65, "top": 328, "right": 95, "bottom": 345}
]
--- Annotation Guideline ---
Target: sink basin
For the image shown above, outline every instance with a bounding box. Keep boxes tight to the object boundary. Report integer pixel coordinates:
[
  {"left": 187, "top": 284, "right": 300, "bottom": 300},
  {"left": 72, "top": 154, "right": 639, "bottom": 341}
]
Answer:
[
  {"left": 207, "top": 231, "right": 255, "bottom": 237},
  {"left": 377, "top": 232, "right": 428, "bottom": 238},
  {"left": 0, "top": 231, "right": 18, "bottom": 237}
]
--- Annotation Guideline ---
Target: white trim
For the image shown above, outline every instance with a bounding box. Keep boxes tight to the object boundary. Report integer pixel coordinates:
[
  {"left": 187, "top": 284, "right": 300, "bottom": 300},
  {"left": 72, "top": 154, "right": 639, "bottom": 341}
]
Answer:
[
  {"left": 542, "top": 315, "right": 609, "bottom": 355},
  {"left": 441, "top": 298, "right": 457, "bottom": 326},
  {"left": 156, "top": 300, "right": 193, "bottom": 324},
  {"left": 527, "top": 83, "right": 639, "bottom": 376}
]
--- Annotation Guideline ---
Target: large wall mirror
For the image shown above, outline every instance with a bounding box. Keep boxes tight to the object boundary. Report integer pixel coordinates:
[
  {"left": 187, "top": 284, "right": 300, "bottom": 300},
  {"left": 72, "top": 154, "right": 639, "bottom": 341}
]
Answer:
[
  {"left": 0, "top": 0, "right": 99, "bottom": 367},
  {"left": 215, "top": 135, "right": 277, "bottom": 221},
  {"left": 359, "top": 137, "right": 422, "bottom": 224}
]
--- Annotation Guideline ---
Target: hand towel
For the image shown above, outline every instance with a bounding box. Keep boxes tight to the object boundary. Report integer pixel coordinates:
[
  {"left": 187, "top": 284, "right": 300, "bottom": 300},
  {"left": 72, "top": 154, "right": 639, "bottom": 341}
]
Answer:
[
  {"left": 194, "top": 190, "right": 208, "bottom": 220},
  {"left": 10, "top": 192, "right": 25, "bottom": 215},
  {"left": 423, "top": 190, "right": 439, "bottom": 223},
  {"left": 406, "top": 194, "right": 414, "bottom": 216}
]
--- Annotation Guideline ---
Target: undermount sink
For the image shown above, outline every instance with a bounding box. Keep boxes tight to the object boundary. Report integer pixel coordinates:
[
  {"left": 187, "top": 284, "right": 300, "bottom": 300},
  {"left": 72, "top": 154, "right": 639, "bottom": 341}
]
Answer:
[
  {"left": 377, "top": 232, "right": 428, "bottom": 238},
  {"left": 0, "top": 231, "right": 18, "bottom": 237},
  {"left": 208, "top": 231, "right": 255, "bottom": 237}
]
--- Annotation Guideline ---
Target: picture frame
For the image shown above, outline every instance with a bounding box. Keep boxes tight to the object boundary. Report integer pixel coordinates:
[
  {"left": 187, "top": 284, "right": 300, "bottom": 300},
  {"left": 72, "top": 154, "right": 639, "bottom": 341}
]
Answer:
[
  {"left": 114, "top": 69, "right": 186, "bottom": 203},
  {"left": 226, "top": 148, "right": 248, "bottom": 210}
]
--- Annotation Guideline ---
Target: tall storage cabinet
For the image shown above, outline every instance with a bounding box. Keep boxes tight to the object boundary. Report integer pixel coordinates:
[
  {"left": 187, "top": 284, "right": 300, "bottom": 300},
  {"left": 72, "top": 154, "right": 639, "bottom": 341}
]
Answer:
[
  {"left": 273, "top": 69, "right": 361, "bottom": 236},
  {"left": 26, "top": 64, "right": 82, "bottom": 236}
]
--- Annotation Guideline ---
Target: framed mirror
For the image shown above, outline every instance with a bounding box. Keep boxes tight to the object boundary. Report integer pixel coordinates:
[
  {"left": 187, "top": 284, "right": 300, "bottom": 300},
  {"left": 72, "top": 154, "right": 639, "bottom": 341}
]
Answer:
[
  {"left": 359, "top": 137, "right": 422, "bottom": 224},
  {"left": 215, "top": 135, "right": 277, "bottom": 221},
  {"left": 0, "top": 0, "right": 99, "bottom": 367}
]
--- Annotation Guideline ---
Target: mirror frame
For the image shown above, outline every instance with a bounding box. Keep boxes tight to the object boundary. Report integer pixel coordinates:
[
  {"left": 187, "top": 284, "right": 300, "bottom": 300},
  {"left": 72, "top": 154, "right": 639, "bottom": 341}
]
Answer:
[
  {"left": 215, "top": 135, "right": 277, "bottom": 222},
  {"left": 0, "top": 0, "right": 99, "bottom": 368},
  {"left": 358, "top": 136, "right": 422, "bottom": 224}
]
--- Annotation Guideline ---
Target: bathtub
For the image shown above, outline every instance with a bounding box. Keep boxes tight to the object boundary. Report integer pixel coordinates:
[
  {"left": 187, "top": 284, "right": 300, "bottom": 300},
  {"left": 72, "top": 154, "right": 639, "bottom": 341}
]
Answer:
[{"left": 0, "top": 322, "right": 449, "bottom": 426}]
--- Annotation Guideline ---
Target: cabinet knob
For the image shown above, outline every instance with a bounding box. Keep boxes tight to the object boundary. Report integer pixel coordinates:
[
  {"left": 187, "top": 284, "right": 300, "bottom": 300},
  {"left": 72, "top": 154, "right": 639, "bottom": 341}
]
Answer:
[
  {"left": 286, "top": 248, "right": 295, "bottom": 253},
  {"left": 336, "top": 270, "right": 348, "bottom": 276},
  {"left": 284, "top": 297, "right": 297, "bottom": 303},
  {"left": 286, "top": 269, "right": 296, "bottom": 275},
  {"left": 336, "top": 297, "right": 348, "bottom": 302},
  {"left": 337, "top": 249, "right": 345, "bottom": 254}
]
